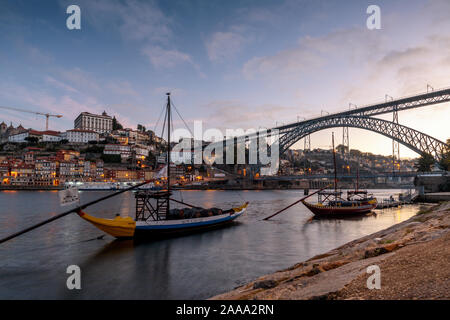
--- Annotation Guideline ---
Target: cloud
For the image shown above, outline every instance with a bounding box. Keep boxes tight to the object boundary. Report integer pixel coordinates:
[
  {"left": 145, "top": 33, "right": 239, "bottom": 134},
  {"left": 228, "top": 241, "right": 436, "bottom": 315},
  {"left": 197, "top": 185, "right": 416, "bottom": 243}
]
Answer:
[
  {"left": 12, "top": 38, "right": 53, "bottom": 64},
  {"left": 141, "top": 46, "right": 193, "bottom": 68},
  {"left": 69, "top": 0, "right": 171, "bottom": 44},
  {"left": 44, "top": 76, "right": 79, "bottom": 93},
  {"left": 58, "top": 67, "right": 102, "bottom": 94},
  {"left": 200, "top": 100, "right": 296, "bottom": 131},
  {"left": 141, "top": 46, "right": 205, "bottom": 77},
  {"left": 243, "top": 49, "right": 323, "bottom": 80},
  {"left": 70, "top": 0, "right": 200, "bottom": 72},
  {"left": 105, "top": 80, "right": 139, "bottom": 97},
  {"left": 206, "top": 31, "right": 247, "bottom": 62},
  {"left": 242, "top": 27, "right": 383, "bottom": 80},
  {"left": 340, "top": 35, "right": 450, "bottom": 105}
]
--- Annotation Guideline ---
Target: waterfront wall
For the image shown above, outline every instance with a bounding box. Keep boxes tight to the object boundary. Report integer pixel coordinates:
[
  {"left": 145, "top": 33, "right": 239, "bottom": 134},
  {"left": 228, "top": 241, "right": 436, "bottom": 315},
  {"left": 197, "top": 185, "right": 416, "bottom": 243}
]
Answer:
[
  {"left": 0, "top": 185, "right": 63, "bottom": 191},
  {"left": 414, "top": 173, "right": 450, "bottom": 192}
]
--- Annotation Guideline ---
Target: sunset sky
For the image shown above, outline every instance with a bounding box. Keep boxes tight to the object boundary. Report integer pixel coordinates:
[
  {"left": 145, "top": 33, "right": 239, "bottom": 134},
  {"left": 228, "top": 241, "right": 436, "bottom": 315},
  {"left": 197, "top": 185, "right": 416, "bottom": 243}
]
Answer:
[{"left": 1, "top": 0, "right": 449, "bottom": 158}]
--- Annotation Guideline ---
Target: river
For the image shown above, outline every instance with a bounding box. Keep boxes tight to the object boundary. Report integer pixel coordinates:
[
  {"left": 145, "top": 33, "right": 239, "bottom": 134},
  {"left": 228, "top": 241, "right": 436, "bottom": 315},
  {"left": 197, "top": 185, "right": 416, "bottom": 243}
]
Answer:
[{"left": 0, "top": 189, "right": 425, "bottom": 299}]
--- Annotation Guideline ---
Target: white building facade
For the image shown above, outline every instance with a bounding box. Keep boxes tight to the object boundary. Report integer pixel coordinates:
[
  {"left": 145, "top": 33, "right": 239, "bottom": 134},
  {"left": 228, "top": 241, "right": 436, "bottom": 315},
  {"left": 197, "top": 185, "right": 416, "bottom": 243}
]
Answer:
[
  {"left": 61, "top": 129, "right": 99, "bottom": 143},
  {"left": 104, "top": 144, "right": 131, "bottom": 160},
  {"left": 74, "top": 111, "right": 113, "bottom": 134},
  {"left": 8, "top": 130, "right": 61, "bottom": 143}
]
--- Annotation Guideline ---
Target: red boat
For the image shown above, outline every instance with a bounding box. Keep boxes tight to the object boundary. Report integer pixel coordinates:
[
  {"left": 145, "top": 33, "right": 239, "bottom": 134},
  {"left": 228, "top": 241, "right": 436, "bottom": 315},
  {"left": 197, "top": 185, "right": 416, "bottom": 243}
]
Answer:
[
  {"left": 302, "top": 190, "right": 377, "bottom": 217},
  {"left": 302, "top": 133, "right": 377, "bottom": 217}
]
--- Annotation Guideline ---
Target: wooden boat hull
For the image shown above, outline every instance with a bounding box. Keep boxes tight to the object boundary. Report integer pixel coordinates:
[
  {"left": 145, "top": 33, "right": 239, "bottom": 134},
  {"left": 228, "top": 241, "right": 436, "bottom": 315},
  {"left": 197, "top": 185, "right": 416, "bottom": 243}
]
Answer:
[
  {"left": 302, "top": 199, "right": 377, "bottom": 217},
  {"left": 134, "top": 211, "right": 243, "bottom": 238},
  {"left": 77, "top": 203, "right": 248, "bottom": 239},
  {"left": 77, "top": 211, "right": 136, "bottom": 237}
]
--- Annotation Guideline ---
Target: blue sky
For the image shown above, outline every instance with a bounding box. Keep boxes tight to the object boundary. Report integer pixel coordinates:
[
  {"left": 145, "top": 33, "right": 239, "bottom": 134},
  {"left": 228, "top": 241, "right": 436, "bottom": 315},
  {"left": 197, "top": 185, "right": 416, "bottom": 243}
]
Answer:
[{"left": 1, "top": 0, "right": 449, "bottom": 158}]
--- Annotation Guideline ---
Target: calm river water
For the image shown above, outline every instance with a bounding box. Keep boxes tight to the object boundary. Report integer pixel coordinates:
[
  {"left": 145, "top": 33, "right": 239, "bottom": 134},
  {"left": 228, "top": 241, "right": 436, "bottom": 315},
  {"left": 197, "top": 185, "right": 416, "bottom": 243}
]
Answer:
[{"left": 0, "top": 189, "right": 425, "bottom": 299}]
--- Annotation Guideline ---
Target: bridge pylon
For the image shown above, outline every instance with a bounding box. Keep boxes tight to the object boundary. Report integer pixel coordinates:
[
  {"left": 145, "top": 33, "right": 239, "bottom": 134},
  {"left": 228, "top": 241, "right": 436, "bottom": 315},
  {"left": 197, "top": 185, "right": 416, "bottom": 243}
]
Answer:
[
  {"left": 392, "top": 105, "right": 400, "bottom": 174},
  {"left": 304, "top": 134, "right": 311, "bottom": 151}
]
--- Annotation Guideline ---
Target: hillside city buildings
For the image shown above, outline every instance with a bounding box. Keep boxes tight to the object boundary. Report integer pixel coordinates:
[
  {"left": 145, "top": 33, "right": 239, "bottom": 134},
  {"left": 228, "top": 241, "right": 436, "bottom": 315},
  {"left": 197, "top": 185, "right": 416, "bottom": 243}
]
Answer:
[{"left": 0, "top": 111, "right": 420, "bottom": 189}]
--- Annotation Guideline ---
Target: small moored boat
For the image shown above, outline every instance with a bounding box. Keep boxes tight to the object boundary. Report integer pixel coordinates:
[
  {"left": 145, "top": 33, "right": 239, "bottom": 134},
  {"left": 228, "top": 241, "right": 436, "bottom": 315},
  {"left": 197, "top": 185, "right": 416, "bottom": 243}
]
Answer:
[
  {"left": 302, "top": 190, "right": 377, "bottom": 217},
  {"left": 302, "top": 133, "right": 377, "bottom": 217},
  {"left": 77, "top": 202, "right": 248, "bottom": 239}
]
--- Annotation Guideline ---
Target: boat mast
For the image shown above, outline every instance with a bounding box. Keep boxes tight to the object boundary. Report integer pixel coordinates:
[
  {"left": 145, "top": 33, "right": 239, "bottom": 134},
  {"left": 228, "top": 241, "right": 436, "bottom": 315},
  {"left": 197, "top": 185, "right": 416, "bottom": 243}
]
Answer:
[
  {"left": 332, "top": 132, "right": 337, "bottom": 193},
  {"left": 356, "top": 157, "right": 359, "bottom": 191},
  {"left": 166, "top": 92, "right": 171, "bottom": 215}
]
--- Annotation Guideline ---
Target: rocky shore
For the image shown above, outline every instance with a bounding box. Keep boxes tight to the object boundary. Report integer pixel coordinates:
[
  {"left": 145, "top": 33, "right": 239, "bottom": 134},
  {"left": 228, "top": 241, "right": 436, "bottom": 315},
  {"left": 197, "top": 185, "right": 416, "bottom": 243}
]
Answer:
[{"left": 212, "top": 202, "right": 450, "bottom": 300}]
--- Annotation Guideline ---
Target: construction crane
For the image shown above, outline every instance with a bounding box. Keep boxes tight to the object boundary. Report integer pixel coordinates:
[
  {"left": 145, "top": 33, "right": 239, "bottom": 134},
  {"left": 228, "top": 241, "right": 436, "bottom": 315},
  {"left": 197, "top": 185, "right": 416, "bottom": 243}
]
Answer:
[{"left": 0, "top": 105, "right": 62, "bottom": 130}]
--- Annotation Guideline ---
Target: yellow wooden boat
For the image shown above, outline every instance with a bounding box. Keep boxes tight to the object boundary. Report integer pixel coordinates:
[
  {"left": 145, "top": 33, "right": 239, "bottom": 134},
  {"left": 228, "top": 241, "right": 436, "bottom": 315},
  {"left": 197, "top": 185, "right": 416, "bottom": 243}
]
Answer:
[{"left": 77, "top": 202, "right": 248, "bottom": 239}]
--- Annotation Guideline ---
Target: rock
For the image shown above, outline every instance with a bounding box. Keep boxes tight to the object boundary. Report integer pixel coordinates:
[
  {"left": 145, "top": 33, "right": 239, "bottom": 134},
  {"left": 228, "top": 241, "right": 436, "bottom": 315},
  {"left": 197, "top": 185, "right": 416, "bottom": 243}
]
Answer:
[
  {"left": 306, "top": 266, "right": 323, "bottom": 276},
  {"left": 406, "top": 222, "right": 421, "bottom": 227},
  {"left": 253, "top": 279, "right": 278, "bottom": 290},
  {"left": 322, "top": 260, "right": 350, "bottom": 271},
  {"left": 383, "top": 243, "right": 400, "bottom": 252},
  {"left": 364, "top": 247, "right": 389, "bottom": 258}
]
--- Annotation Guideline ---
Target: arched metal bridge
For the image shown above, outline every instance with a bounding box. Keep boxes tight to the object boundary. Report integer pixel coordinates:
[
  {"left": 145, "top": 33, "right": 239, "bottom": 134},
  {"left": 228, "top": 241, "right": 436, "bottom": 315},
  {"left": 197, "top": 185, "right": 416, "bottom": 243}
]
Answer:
[
  {"left": 277, "top": 116, "right": 447, "bottom": 159},
  {"left": 210, "top": 86, "right": 450, "bottom": 162}
]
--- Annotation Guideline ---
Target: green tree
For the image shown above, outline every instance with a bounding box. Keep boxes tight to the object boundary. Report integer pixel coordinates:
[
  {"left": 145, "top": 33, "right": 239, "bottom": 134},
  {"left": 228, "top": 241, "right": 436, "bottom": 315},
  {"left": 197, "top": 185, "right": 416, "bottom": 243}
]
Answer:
[
  {"left": 415, "top": 153, "right": 435, "bottom": 172},
  {"left": 101, "top": 154, "right": 121, "bottom": 163},
  {"left": 349, "top": 149, "right": 362, "bottom": 157},
  {"left": 84, "top": 145, "right": 104, "bottom": 154},
  {"left": 25, "top": 136, "right": 39, "bottom": 144},
  {"left": 438, "top": 138, "right": 450, "bottom": 171},
  {"left": 112, "top": 116, "right": 123, "bottom": 130},
  {"left": 137, "top": 124, "right": 146, "bottom": 132}
]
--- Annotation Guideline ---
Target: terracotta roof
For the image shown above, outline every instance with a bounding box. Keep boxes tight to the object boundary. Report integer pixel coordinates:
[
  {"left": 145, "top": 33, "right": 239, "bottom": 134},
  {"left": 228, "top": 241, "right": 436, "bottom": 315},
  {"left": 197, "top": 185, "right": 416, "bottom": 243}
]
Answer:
[
  {"left": 66, "top": 129, "right": 98, "bottom": 133},
  {"left": 42, "top": 130, "right": 61, "bottom": 136}
]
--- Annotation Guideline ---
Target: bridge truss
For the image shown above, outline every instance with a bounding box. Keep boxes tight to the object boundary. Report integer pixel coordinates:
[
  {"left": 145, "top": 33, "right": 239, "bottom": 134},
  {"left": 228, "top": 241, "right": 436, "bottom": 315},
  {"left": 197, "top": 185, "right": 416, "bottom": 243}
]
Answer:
[
  {"left": 278, "top": 116, "right": 447, "bottom": 160},
  {"left": 209, "top": 86, "right": 450, "bottom": 162}
]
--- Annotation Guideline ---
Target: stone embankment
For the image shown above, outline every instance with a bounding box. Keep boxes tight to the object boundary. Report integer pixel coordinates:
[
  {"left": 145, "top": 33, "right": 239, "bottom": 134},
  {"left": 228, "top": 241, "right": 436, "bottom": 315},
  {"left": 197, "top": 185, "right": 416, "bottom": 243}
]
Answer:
[{"left": 212, "top": 202, "right": 450, "bottom": 300}]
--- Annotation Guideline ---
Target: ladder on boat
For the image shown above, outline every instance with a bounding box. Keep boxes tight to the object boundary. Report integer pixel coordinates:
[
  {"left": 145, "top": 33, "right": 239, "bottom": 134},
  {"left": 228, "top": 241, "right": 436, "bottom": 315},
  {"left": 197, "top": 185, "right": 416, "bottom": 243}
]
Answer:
[{"left": 135, "top": 191, "right": 169, "bottom": 221}]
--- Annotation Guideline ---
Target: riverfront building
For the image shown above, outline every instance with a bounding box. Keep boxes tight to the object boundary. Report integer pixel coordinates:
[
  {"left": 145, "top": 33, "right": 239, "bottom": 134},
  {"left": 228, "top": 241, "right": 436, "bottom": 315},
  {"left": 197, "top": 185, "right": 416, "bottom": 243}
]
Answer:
[
  {"left": 74, "top": 111, "right": 113, "bottom": 134},
  {"left": 60, "top": 129, "right": 99, "bottom": 143},
  {"left": 8, "top": 130, "right": 62, "bottom": 143}
]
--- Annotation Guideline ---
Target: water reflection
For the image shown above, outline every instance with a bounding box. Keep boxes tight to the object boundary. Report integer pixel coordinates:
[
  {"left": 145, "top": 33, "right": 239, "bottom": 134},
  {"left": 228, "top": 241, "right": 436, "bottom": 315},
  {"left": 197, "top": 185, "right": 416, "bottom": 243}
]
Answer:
[{"left": 0, "top": 189, "right": 423, "bottom": 299}]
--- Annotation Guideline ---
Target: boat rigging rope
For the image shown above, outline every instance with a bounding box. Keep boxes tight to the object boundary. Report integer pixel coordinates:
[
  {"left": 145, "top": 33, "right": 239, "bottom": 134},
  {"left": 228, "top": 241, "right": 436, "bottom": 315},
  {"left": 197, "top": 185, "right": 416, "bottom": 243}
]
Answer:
[
  {"left": 235, "top": 189, "right": 246, "bottom": 203},
  {"left": 179, "top": 189, "right": 184, "bottom": 203},
  {"left": 170, "top": 99, "right": 194, "bottom": 137},
  {"left": 153, "top": 103, "right": 166, "bottom": 134},
  {"left": 161, "top": 107, "right": 167, "bottom": 143}
]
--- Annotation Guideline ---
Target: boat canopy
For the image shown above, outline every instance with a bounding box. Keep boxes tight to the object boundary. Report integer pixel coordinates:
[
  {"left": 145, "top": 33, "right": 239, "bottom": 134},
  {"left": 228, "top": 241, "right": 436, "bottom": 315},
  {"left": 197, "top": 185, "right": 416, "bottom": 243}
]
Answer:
[
  {"left": 347, "top": 190, "right": 368, "bottom": 195},
  {"left": 319, "top": 190, "right": 342, "bottom": 196}
]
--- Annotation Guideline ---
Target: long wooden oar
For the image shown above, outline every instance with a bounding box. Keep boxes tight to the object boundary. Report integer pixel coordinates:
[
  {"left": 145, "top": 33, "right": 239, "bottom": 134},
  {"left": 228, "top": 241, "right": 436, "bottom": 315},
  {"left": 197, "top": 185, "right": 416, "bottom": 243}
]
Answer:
[
  {"left": 263, "top": 185, "right": 330, "bottom": 221},
  {"left": 0, "top": 180, "right": 153, "bottom": 245},
  {"left": 169, "top": 198, "right": 200, "bottom": 208}
]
